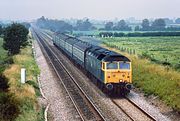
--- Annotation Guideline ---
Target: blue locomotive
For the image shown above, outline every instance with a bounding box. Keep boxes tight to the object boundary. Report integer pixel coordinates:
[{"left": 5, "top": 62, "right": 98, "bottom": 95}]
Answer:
[{"left": 53, "top": 32, "right": 132, "bottom": 94}]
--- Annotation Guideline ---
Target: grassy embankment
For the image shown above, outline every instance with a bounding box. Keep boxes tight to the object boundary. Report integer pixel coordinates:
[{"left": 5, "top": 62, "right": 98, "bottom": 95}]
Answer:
[
  {"left": 103, "top": 37, "right": 180, "bottom": 70},
  {"left": 102, "top": 37, "right": 180, "bottom": 112},
  {"left": 0, "top": 37, "right": 44, "bottom": 121}
]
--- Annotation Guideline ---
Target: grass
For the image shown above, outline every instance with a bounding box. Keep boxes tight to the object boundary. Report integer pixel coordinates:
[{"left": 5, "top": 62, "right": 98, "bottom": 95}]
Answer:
[
  {"left": 101, "top": 38, "right": 180, "bottom": 112},
  {"left": 0, "top": 38, "right": 8, "bottom": 73},
  {"left": 102, "top": 36, "right": 180, "bottom": 71},
  {"left": 0, "top": 38, "right": 7, "bottom": 61},
  {"left": 0, "top": 36, "right": 43, "bottom": 121}
]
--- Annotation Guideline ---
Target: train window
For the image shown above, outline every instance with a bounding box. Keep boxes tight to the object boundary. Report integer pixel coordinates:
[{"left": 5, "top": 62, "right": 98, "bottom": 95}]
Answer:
[
  {"left": 107, "top": 62, "right": 118, "bottom": 69},
  {"left": 119, "top": 62, "right": 130, "bottom": 69},
  {"left": 102, "top": 63, "right": 105, "bottom": 69}
]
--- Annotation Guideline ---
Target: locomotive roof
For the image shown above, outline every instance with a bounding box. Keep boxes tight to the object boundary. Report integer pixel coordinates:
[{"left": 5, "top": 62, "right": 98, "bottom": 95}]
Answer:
[
  {"left": 102, "top": 54, "right": 130, "bottom": 62},
  {"left": 88, "top": 46, "right": 130, "bottom": 62}
]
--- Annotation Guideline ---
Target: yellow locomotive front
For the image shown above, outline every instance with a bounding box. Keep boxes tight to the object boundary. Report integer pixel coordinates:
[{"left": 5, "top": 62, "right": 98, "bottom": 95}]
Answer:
[{"left": 102, "top": 60, "right": 132, "bottom": 93}]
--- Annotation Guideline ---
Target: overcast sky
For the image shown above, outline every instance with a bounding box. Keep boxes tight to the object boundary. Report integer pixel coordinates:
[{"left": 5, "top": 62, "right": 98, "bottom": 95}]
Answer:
[{"left": 0, "top": 0, "right": 180, "bottom": 20}]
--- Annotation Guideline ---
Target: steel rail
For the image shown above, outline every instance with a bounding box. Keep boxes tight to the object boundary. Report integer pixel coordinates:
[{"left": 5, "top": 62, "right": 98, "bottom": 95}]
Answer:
[
  {"left": 126, "top": 97, "right": 156, "bottom": 121},
  {"left": 112, "top": 98, "right": 156, "bottom": 121},
  {"left": 32, "top": 28, "right": 106, "bottom": 121},
  {"left": 36, "top": 29, "right": 156, "bottom": 121}
]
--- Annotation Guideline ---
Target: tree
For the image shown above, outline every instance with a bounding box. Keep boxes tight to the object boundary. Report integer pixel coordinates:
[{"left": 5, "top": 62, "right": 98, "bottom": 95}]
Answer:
[
  {"left": 76, "top": 20, "right": 83, "bottom": 30},
  {"left": 163, "top": 18, "right": 174, "bottom": 25},
  {"left": 36, "top": 16, "right": 46, "bottom": 28},
  {"left": 83, "top": 19, "right": 92, "bottom": 30},
  {"left": 105, "top": 22, "right": 113, "bottom": 30},
  {"left": 114, "top": 20, "right": 131, "bottom": 31},
  {"left": 151, "top": 19, "right": 166, "bottom": 30},
  {"left": 134, "top": 25, "right": 140, "bottom": 31},
  {"left": 0, "top": 24, "right": 2, "bottom": 35},
  {"left": 36, "top": 16, "right": 73, "bottom": 32},
  {"left": 141, "top": 19, "right": 150, "bottom": 31},
  {"left": 175, "top": 18, "right": 180, "bottom": 24},
  {"left": 75, "top": 19, "right": 93, "bottom": 31},
  {"left": 3, "top": 23, "right": 29, "bottom": 55},
  {"left": 21, "top": 22, "right": 31, "bottom": 29},
  {"left": 117, "top": 20, "right": 126, "bottom": 29}
]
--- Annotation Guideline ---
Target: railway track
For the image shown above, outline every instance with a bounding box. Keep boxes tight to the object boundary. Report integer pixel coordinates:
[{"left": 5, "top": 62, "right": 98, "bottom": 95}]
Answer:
[
  {"left": 32, "top": 29, "right": 106, "bottom": 121},
  {"left": 33, "top": 29, "right": 163, "bottom": 121},
  {"left": 112, "top": 97, "right": 156, "bottom": 121}
]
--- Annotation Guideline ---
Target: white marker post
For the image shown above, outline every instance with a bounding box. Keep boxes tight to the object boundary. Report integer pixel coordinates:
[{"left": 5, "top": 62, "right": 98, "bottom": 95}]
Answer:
[{"left": 21, "top": 68, "right": 26, "bottom": 84}]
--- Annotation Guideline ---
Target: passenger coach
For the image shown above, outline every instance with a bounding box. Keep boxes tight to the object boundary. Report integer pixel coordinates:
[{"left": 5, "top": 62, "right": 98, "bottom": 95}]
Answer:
[{"left": 53, "top": 32, "right": 132, "bottom": 95}]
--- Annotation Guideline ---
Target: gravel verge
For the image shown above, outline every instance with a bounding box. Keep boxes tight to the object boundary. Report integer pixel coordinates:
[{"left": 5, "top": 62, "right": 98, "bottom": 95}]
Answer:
[
  {"left": 113, "top": 98, "right": 152, "bottom": 121},
  {"left": 38, "top": 32, "right": 176, "bottom": 121},
  {"left": 50, "top": 40, "right": 172, "bottom": 121},
  {"left": 133, "top": 89, "right": 180, "bottom": 121},
  {"left": 49, "top": 43, "right": 132, "bottom": 121},
  {"left": 127, "top": 91, "right": 170, "bottom": 121},
  {"left": 33, "top": 39, "right": 81, "bottom": 121}
]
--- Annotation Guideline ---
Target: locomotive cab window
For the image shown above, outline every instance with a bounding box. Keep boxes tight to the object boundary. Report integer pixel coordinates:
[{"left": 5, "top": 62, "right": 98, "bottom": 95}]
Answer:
[
  {"left": 102, "top": 62, "right": 105, "bottom": 69},
  {"left": 119, "top": 62, "right": 130, "bottom": 69},
  {"left": 106, "top": 62, "right": 118, "bottom": 69}
]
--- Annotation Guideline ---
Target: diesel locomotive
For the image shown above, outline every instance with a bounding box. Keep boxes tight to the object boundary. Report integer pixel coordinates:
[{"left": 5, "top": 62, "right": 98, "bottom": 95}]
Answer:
[{"left": 53, "top": 32, "right": 132, "bottom": 94}]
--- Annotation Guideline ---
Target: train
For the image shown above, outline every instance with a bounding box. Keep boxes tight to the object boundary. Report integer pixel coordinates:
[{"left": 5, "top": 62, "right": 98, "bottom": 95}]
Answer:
[{"left": 52, "top": 32, "right": 132, "bottom": 95}]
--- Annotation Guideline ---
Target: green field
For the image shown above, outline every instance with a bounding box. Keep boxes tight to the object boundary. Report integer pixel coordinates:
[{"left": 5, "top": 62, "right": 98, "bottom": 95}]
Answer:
[
  {"left": 101, "top": 36, "right": 180, "bottom": 112},
  {"left": 102, "top": 36, "right": 180, "bottom": 70}
]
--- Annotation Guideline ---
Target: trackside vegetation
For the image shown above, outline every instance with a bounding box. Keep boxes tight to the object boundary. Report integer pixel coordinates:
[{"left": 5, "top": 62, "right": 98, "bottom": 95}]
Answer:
[
  {"left": 99, "top": 31, "right": 180, "bottom": 38},
  {"left": 0, "top": 35, "right": 44, "bottom": 120},
  {"left": 102, "top": 38, "right": 180, "bottom": 112},
  {"left": 102, "top": 37, "right": 180, "bottom": 71},
  {"left": 3, "top": 23, "right": 29, "bottom": 55}
]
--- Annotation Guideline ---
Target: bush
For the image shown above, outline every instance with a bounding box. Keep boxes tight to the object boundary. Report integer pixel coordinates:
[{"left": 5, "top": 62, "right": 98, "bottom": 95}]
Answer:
[
  {"left": 3, "top": 23, "right": 29, "bottom": 55},
  {"left": 99, "top": 31, "right": 180, "bottom": 37},
  {"left": 0, "top": 74, "right": 9, "bottom": 92},
  {"left": 0, "top": 56, "right": 14, "bottom": 74},
  {"left": 26, "top": 80, "right": 41, "bottom": 96},
  {"left": 4, "top": 56, "right": 14, "bottom": 65},
  {"left": 174, "top": 64, "right": 180, "bottom": 71},
  {"left": 0, "top": 93, "right": 20, "bottom": 121}
]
